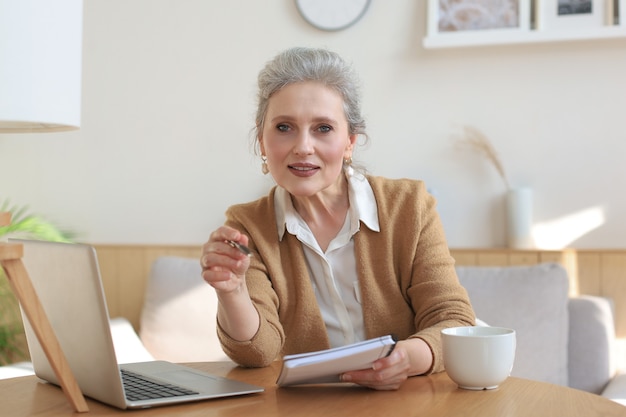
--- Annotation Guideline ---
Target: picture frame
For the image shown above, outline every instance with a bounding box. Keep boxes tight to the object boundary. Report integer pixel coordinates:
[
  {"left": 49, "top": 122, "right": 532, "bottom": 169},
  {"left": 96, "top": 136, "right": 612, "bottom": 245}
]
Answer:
[
  {"left": 615, "top": 0, "right": 626, "bottom": 26},
  {"left": 426, "top": 0, "right": 531, "bottom": 41},
  {"left": 536, "top": 0, "right": 609, "bottom": 31}
]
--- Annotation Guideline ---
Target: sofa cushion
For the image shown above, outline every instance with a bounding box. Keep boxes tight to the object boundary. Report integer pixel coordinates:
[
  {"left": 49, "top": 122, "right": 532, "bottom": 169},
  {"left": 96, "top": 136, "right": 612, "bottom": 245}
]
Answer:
[
  {"left": 139, "top": 256, "right": 229, "bottom": 362},
  {"left": 456, "top": 263, "right": 569, "bottom": 386},
  {"left": 568, "top": 295, "right": 615, "bottom": 393}
]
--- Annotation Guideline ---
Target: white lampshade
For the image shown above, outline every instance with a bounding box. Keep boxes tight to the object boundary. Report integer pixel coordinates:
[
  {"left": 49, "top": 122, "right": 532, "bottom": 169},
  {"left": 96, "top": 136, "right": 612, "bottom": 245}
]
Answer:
[{"left": 0, "top": 0, "right": 83, "bottom": 133}]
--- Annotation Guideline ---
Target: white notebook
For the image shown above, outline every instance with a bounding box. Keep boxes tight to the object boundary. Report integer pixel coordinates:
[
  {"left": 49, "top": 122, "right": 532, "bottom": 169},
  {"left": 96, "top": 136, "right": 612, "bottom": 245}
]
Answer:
[{"left": 276, "top": 335, "right": 396, "bottom": 386}]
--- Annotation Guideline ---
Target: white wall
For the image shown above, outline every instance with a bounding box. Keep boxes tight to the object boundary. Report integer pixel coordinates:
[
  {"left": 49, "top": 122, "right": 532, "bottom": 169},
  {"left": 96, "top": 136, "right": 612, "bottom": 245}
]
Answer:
[{"left": 1, "top": 0, "right": 625, "bottom": 249}]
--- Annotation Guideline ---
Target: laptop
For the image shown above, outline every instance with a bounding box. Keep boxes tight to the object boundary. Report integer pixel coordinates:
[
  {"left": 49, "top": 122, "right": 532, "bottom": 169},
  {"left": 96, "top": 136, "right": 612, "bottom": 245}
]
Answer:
[{"left": 12, "top": 239, "right": 264, "bottom": 409}]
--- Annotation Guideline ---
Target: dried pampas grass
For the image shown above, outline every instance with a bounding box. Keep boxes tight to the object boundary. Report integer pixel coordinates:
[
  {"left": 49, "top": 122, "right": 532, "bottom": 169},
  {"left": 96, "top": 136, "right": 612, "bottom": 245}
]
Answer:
[{"left": 455, "top": 126, "right": 510, "bottom": 190}]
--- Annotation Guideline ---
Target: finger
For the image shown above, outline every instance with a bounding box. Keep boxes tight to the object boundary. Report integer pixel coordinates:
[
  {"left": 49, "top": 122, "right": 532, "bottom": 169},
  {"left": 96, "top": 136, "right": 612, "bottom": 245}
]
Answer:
[
  {"left": 204, "top": 233, "right": 251, "bottom": 262},
  {"left": 342, "top": 369, "right": 406, "bottom": 390},
  {"left": 226, "top": 239, "right": 253, "bottom": 257},
  {"left": 209, "top": 226, "right": 245, "bottom": 245},
  {"left": 341, "top": 373, "right": 403, "bottom": 390},
  {"left": 342, "top": 351, "right": 409, "bottom": 389},
  {"left": 201, "top": 266, "right": 231, "bottom": 282},
  {"left": 202, "top": 250, "right": 249, "bottom": 276},
  {"left": 373, "top": 346, "right": 411, "bottom": 371},
  {"left": 200, "top": 241, "right": 248, "bottom": 269}
]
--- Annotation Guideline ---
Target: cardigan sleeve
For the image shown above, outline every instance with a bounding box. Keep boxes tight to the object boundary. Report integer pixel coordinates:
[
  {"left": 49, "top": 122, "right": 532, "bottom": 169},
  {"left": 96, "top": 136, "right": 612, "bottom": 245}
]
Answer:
[
  {"left": 215, "top": 200, "right": 286, "bottom": 367},
  {"left": 405, "top": 182, "right": 476, "bottom": 373}
]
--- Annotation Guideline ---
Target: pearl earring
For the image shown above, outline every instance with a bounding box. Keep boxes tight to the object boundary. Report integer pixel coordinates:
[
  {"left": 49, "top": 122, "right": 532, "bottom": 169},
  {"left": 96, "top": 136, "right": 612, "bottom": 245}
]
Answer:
[{"left": 261, "top": 155, "right": 269, "bottom": 175}]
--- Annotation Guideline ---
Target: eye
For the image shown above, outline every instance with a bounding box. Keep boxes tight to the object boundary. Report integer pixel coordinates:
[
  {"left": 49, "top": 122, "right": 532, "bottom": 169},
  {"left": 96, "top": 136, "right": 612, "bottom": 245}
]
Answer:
[
  {"left": 276, "top": 123, "right": 290, "bottom": 132},
  {"left": 318, "top": 125, "right": 332, "bottom": 133}
]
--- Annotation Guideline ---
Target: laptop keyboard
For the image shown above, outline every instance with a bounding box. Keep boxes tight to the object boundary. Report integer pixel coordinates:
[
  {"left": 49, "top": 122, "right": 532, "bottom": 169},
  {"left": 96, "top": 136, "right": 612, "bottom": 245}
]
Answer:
[{"left": 121, "top": 369, "right": 199, "bottom": 402}]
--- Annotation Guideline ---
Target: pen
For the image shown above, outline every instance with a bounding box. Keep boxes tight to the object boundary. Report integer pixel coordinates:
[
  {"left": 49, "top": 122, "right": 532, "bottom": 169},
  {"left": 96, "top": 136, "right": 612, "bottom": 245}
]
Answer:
[{"left": 226, "top": 240, "right": 253, "bottom": 257}]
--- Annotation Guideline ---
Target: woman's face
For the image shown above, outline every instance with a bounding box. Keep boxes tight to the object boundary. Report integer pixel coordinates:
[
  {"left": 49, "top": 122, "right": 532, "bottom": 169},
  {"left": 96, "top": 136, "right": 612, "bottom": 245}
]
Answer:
[{"left": 259, "top": 81, "right": 356, "bottom": 198}]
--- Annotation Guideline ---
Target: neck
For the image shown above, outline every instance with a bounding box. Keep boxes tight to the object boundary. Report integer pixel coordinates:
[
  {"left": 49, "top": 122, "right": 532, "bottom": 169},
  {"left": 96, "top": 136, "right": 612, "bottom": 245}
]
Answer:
[{"left": 292, "top": 176, "right": 350, "bottom": 251}]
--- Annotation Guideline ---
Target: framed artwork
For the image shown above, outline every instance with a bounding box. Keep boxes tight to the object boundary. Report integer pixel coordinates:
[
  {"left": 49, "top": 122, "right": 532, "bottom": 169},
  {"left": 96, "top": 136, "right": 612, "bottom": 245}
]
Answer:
[
  {"left": 536, "top": 0, "right": 609, "bottom": 31},
  {"left": 427, "top": 0, "right": 531, "bottom": 40}
]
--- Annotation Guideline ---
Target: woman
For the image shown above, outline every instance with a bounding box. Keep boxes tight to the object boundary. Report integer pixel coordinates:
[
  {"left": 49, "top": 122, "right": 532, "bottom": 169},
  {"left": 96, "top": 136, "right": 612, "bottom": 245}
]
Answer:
[{"left": 200, "top": 47, "right": 475, "bottom": 390}]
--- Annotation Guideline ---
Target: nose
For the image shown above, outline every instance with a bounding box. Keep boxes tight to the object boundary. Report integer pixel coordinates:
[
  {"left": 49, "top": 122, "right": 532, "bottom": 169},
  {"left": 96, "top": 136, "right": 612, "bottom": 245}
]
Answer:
[{"left": 293, "top": 130, "right": 314, "bottom": 155}]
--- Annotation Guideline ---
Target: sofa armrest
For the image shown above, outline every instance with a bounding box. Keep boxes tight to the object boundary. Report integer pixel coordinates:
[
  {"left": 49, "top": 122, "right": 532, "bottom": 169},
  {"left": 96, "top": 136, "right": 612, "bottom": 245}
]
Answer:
[
  {"left": 602, "top": 371, "right": 626, "bottom": 406},
  {"left": 0, "top": 362, "right": 34, "bottom": 380},
  {"left": 109, "top": 317, "right": 155, "bottom": 364},
  {"left": 568, "top": 295, "right": 616, "bottom": 394}
]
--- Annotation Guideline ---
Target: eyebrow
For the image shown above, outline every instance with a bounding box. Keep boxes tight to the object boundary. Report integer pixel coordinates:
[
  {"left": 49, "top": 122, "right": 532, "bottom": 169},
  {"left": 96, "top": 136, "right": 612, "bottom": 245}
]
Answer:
[{"left": 269, "top": 115, "right": 340, "bottom": 125}]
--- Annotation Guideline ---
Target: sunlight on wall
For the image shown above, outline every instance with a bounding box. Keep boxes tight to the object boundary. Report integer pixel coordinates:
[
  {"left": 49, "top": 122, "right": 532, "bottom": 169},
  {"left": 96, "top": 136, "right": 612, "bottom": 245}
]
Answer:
[{"left": 531, "top": 207, "right": 606, "bottom": 250}]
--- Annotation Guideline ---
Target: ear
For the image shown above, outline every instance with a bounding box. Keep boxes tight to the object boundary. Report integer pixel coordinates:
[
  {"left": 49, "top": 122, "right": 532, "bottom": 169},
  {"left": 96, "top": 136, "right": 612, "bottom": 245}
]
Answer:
[
  {"left": 344, "top": 133, "right": 357, "bottom": 158},
  {"left": 258, "top": 134, "right": 266, "bottom": 156}
]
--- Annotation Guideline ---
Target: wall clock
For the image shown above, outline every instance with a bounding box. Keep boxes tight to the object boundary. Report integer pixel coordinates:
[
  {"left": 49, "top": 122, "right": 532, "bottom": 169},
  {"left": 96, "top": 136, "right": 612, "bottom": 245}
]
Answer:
[{"left": 295, "top": 0, "right": 371, "bottom": 31}]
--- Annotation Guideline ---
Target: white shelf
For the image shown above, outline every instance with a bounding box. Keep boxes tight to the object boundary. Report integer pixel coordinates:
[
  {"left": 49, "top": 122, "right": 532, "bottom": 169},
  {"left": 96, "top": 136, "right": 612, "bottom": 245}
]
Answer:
[{"left": 423, "top": 25, "right": 626, "bottom": 49}]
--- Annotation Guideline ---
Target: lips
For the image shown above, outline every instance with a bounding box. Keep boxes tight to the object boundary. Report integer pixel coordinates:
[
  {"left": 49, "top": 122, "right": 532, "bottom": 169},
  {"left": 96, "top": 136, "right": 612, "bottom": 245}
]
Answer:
[{"left": 288, "top": 163, "right": 319, "bottom": 176}]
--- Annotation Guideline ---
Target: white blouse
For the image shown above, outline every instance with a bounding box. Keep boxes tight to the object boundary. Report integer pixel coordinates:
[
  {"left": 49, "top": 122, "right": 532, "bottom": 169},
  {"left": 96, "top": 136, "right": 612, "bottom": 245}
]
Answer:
[{"left": 274, "top": 168, "right": 380, "bottom": 347}]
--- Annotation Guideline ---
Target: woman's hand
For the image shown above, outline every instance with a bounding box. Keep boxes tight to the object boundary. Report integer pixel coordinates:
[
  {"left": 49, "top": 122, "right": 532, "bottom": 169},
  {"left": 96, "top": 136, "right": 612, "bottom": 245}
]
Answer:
[
  {"left": 340, "top": 339, "right": 432, "bottom": 390},
  {"left": 201, "top": 226, "right": 252, "bottom": 294},
  {"left": 201, "top": 226, "right": 259, "bottom": 341}
]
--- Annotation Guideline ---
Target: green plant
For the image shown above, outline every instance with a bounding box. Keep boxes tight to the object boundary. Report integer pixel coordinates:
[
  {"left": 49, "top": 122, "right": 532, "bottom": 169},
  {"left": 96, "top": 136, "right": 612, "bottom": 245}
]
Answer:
[
  {"left": 0, "top": 200, "right": 75, "bottom": 365},
  {"left": 0, "top": 279, "right": 25, "bottom": 364},
  {"left": 0, "top": 201, "right": 74, "bottom": 243}
]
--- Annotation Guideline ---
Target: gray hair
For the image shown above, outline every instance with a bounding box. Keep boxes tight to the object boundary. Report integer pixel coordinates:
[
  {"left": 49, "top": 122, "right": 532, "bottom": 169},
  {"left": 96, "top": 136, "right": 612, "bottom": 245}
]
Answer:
[{"left": 253, "top": 47, "right": 367, "bottom": 151}]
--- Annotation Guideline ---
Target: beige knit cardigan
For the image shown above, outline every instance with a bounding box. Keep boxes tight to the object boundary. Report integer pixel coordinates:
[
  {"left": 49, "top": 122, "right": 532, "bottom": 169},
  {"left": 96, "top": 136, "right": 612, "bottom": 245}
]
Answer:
[{"left": 217, "top": 175, "right": 475, "bottom": 374}]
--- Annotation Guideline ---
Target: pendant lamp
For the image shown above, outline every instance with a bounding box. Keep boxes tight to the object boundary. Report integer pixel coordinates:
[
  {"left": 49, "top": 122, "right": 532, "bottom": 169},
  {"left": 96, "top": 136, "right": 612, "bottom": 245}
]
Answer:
[{"left": 0, "top": 0, "right": 83, "bottom": 132}]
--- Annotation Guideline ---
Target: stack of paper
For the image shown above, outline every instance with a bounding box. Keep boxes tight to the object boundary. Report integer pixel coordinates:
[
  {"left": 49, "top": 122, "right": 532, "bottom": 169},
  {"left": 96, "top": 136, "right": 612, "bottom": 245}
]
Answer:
[{"left": 276, "top": 335, "right": 396, "bottom": 386}]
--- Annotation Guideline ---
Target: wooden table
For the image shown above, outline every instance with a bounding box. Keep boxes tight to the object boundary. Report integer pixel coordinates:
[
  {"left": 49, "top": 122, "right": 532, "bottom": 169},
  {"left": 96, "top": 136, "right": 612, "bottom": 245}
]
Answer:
[{"left": 3, "top": 361, "right": 625, "bottom": 416}]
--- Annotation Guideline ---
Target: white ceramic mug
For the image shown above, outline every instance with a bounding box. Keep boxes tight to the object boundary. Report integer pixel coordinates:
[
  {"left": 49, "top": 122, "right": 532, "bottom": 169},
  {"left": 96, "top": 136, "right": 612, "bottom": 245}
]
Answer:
[{"left": 441, "top": 326, "right": 516, "bottom": 390}]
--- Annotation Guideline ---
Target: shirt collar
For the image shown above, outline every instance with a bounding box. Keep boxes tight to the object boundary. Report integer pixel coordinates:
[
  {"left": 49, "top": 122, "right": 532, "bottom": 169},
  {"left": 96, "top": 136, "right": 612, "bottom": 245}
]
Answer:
[{"left": 274, "top": 167, "right": 380, "bottom": 241}]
